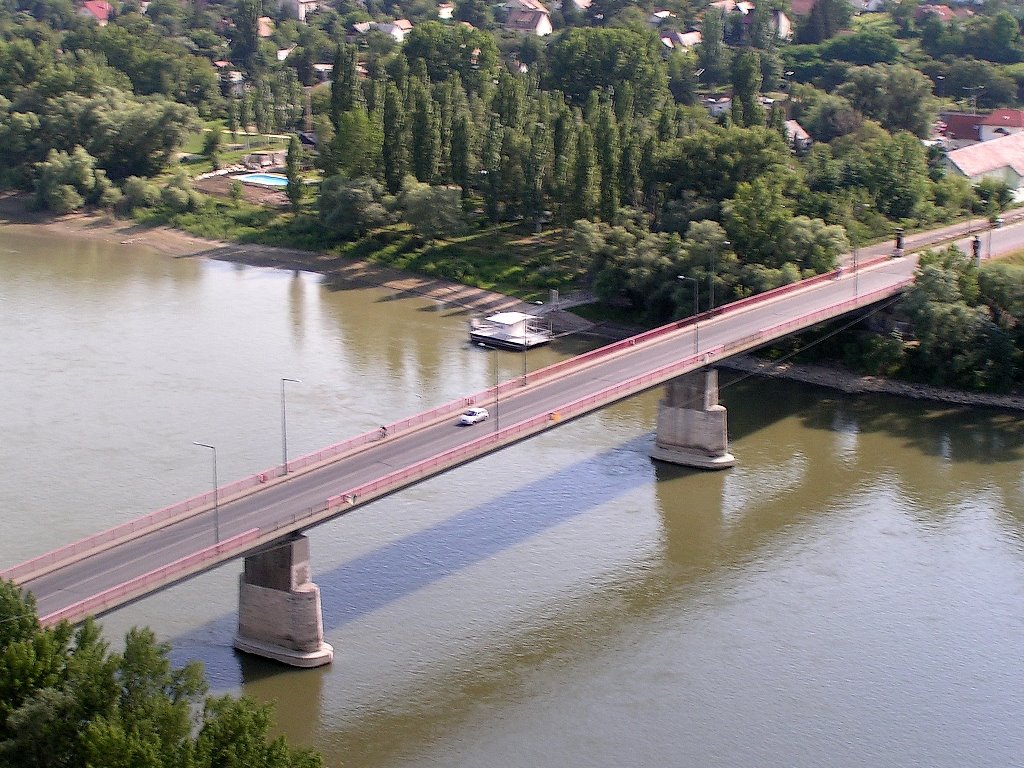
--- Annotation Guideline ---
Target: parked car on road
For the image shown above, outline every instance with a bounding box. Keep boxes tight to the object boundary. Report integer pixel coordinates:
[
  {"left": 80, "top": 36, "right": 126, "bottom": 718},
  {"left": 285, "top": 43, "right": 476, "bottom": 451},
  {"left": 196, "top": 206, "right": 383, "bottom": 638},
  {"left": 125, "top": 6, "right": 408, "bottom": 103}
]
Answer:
[{"left": 459, "top": 407, "right": 489, "bottom": 425}]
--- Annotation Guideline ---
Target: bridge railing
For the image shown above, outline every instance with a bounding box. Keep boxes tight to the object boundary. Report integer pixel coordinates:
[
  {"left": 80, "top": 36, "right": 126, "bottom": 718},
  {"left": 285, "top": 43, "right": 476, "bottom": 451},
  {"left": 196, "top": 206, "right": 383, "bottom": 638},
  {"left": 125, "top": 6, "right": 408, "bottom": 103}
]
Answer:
[
  {"left": 37, "top": 528, "right": 262, "bottom": 627},
  {"left": 3, "top": 270, "right": 912, "bottom": 586}
]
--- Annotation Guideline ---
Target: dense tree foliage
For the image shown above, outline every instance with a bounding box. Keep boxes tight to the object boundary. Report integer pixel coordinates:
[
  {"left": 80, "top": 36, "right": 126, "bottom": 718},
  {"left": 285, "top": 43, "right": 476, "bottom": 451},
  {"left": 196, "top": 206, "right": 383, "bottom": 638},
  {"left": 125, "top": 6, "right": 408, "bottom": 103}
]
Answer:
[
  {"left": 2, "top": 0, "right": 1024, "bottom": 384},
  {"left": 0, "top": 580, "right": 321, "bottom": 768}
]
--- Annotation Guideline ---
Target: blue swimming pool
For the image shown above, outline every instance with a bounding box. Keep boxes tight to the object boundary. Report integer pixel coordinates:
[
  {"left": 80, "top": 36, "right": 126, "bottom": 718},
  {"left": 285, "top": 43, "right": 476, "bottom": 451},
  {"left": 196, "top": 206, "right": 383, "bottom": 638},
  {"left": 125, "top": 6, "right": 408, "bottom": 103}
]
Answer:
[{"left": 234, "top": 172, "right": 289, "bottom": 187}]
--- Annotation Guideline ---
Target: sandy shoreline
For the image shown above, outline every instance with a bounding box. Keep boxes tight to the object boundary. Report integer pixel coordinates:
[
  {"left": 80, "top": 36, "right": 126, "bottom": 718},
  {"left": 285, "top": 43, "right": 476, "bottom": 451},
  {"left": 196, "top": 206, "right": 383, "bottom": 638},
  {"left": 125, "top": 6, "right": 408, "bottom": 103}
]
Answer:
[{"left": 4, "top": 193, "right": 1024, "bottom": 412}]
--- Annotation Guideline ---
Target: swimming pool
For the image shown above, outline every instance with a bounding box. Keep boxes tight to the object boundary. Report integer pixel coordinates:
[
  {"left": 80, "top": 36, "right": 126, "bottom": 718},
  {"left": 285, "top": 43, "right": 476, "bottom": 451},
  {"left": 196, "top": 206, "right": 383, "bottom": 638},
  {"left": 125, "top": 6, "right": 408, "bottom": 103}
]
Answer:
[{"left": 234, "top": 172, "right": 289, "bottom": 187}]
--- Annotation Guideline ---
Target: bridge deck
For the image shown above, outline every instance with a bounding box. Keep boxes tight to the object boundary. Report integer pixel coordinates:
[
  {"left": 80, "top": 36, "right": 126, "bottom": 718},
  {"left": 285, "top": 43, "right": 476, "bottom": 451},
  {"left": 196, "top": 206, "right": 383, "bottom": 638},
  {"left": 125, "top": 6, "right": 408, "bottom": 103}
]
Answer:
[{"left": 7, "top": 254, "right": 918, "bottom": 624}]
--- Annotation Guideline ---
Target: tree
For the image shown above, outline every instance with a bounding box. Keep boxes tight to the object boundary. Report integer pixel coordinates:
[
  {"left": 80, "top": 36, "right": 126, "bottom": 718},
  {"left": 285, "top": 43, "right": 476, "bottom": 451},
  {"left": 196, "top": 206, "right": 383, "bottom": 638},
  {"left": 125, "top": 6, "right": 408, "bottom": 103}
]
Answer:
[
  {"left": 286, "top": 134, "right": 303, "bottom": 210},
  {"left": 836, "top": 64, "right": 933, "bottom": 137},
  {"left": 546, "top": 28, "right": 668, "bottom": 112},
  {"left": 409, "top": 79, "right": 440, "bottom": 182},
  {"left": 33, "top": 146, "right": 116, "bottom": 213},
  {"left": 319, "top": 176, "right": 393, "bottom": 238},
  {"left": 399, "top": 178, "right": 467, "bottom": 240},
  {"left": 595, "top": 100, "right": 619, "bottom": 221},
  {"left": 335, "top": 106, "right": 383, "bottom": 179},
  {"left": 202, "top": 128, "right": 222, "bottom": 170},
  {"left": 232, "top": 0, "right": 263, "bottom": 74},
  {"left": 455, "top": 0, "right": 491, "bottom": 28},
  {"left": 330, "top": 42, "right": 362, "bottom": 125},
  {"left": 0, "top": 579, "right": 322, "bottom": 768},
  {"left": 402, "top": 22, "right": 499, "bottom": 95},
  {"left": 572, "top": 123, "right": 600, "bottom": 221},
  {"left": 780, "top": 216, "right": 850, "bottom": 274},
  {"left": 382, "top": 82, "right": 408, "bottom": 194},
  {"left": 730, "top": 50, "right": 763, "bottom": 127},
  {"left": 696, "top": 8, "right": 730, "bottom": 86},
  {"left": 722, "top": 176, "right": 791, "bottom": 267}
]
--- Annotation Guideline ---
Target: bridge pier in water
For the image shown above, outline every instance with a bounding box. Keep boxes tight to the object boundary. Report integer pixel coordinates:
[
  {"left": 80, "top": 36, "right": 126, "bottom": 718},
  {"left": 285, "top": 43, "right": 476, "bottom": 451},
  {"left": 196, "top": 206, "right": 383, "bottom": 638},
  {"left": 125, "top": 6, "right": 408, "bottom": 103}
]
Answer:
[
  {"left": 650, "top": 369, "right": 736, "bottom": 470},
  {"left": 234, "top": 534, "right": 334, "bottom": 667}
]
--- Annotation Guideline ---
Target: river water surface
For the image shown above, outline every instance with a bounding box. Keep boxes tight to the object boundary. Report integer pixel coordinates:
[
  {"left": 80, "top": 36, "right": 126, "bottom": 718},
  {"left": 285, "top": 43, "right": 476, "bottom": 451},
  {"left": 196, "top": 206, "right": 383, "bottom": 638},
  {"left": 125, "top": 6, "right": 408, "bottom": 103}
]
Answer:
[{"left": 1, "top": 224, "right": 1022, "bottom": 768}]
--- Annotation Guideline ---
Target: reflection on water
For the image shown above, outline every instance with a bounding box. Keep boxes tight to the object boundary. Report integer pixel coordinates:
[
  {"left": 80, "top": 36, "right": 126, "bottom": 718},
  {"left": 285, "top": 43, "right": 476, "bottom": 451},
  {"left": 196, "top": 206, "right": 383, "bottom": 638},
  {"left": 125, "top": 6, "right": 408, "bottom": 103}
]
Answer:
[{"left": 2, "top": 225, "right": 1022, "bottom": 768}]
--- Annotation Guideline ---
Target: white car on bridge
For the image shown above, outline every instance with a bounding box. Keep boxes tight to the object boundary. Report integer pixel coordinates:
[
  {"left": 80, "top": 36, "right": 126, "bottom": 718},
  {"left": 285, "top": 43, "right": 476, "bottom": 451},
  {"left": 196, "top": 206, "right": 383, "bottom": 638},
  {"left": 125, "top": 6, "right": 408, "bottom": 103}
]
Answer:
[{"left": 459, "top": 407, "right": 489, "bottom": 425}]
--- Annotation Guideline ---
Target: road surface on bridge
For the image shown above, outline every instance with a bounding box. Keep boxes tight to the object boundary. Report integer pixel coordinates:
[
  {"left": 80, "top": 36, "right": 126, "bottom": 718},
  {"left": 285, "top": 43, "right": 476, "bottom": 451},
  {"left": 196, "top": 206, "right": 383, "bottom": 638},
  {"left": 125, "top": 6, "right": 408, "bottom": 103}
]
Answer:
[{"left": 13, "top": 250, "right": 926, "bottom": 623}]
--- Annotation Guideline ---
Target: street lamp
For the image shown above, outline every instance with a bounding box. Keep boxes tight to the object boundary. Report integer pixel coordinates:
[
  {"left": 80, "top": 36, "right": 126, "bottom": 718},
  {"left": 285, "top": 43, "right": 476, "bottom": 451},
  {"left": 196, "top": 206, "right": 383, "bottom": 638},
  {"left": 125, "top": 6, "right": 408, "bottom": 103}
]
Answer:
[
  {"left": 280, "top": 377, "right": 300, "bottom": 474},
  {"left": 963, "top": 85, "right": 985, "bottom": 114},
  {"left": 677, "top": 275, "right": 699, "bottom": 354},
  {"left": 193, "top": 442, "right": 219, "bottom": 544},
  {"left": 988, "top": 216, "right": 1003, "bottom": 260}
]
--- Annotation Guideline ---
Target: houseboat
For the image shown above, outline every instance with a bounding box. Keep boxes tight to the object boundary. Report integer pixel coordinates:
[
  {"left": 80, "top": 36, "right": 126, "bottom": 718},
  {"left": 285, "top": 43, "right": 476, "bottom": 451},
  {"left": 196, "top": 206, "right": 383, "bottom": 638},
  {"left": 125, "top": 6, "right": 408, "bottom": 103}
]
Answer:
[{"left": 468, "top": 311, "right": 553, "bottom": 351}]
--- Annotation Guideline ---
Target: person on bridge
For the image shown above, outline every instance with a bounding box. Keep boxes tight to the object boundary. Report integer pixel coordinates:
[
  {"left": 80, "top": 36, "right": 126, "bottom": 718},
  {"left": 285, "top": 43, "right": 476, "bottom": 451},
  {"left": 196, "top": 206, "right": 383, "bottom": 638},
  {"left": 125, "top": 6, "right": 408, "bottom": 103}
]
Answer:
[{"left": 380, "top": 425, "right": 388, "bottom": 439}]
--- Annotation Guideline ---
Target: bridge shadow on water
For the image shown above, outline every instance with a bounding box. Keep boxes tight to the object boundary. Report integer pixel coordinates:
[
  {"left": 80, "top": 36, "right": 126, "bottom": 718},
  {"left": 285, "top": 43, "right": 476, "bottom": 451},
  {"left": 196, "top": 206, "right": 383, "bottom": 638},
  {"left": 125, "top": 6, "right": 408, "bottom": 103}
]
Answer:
[
  {"left": 170, "top": 375, "right": 1024, "bottom": 686},
  {"left": 170, "top": 434, "right": 662, "bottom": 685}
]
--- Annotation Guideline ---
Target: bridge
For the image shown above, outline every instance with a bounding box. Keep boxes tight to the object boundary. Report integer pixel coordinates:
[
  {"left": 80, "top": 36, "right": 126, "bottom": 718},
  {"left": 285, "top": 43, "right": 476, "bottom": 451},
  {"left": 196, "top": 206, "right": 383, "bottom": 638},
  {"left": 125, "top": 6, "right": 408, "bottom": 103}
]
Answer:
[{"left": 3, "top": 251, "right": 921, "bottom": 666}]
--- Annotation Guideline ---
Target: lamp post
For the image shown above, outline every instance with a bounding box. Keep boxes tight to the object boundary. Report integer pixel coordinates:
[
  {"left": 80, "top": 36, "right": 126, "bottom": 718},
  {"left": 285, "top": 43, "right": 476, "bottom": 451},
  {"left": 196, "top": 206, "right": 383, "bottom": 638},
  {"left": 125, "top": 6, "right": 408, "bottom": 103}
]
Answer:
[
  {"left": 280, "top": 377, "right": 300, "bottom": 474},
  {"left": 988, "top": 216, "right": 1003, "bottom": 259},
  {"left": 677, "top": 275, "right": 699, "bottom": 354},
  {"left": 963, "top": 85, "right": 985, "bottom": 114},
  {"left": 193, "top": 442, "right": 219, "bottom": 544}
]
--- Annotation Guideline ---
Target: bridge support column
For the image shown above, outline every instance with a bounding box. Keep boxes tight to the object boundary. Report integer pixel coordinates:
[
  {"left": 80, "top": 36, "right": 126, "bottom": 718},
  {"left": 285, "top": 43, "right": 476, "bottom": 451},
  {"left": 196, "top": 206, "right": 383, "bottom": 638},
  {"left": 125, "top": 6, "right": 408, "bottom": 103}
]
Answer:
[
  {"left": 234, "top": 535, "right": 334, "bottom": 667},
  {"left": 650, "top": 369, "right": 735, "bottom": 470}
]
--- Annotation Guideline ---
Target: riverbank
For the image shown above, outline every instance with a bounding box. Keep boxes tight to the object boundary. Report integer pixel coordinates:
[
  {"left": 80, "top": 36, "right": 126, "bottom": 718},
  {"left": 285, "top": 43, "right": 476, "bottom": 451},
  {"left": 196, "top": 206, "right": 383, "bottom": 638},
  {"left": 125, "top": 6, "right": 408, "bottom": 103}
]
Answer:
[
  {"left": 0, "top": 192, "right": 596, "bottom": 336},
  {"left": 4, "top": 192, "right": 1024, "bottom": 413}
]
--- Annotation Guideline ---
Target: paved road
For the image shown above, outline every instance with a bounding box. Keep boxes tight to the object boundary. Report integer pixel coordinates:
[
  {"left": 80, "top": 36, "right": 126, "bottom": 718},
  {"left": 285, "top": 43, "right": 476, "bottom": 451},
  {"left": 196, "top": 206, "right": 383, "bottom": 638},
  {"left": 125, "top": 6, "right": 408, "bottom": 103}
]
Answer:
[{"left": 18, "top": 211, "right": 1024, "bottom": 622}]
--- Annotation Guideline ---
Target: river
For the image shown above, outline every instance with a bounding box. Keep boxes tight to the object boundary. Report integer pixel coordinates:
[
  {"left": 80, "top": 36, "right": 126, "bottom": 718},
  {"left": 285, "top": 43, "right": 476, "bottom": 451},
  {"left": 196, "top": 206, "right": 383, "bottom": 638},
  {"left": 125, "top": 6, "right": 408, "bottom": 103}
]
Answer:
[{"left": 1, "top": 224, "right": 1022, "bottom": 768}]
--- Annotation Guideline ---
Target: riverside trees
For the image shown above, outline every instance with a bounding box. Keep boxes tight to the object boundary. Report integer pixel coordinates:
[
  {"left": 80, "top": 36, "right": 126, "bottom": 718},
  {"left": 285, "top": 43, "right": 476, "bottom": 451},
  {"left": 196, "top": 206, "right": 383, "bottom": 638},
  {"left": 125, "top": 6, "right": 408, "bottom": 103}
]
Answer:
[{"left": 0, "top": 580, "right": 321, "bottom": 768}]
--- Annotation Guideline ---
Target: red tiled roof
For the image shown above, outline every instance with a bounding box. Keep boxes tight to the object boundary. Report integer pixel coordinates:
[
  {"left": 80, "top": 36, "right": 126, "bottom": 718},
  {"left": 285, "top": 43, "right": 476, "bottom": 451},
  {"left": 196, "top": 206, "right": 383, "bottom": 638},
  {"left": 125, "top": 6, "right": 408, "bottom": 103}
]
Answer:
[
  {"left": 506, "top": 9, "right": 548, "bottom": 30},
  {"left": 981, "top": 109, "right": 1024, "bottom": 129},
  {"left": 916, "top": 4, "right": 955, "bottom": 22},
  {"left": 940, "top": 112, "right": 982, "bottom": 142},
  {"left": 81, "top": 0, "right": 111, "bottom": 21}
]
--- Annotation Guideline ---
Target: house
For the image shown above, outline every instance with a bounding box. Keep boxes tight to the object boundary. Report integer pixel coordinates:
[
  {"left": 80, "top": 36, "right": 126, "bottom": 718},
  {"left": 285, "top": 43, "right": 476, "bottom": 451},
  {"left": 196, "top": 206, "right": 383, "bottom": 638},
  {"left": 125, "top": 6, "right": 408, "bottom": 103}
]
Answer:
[
  {"left": 78, "top": 0, "right": 112, "bottom": 25},
  {"left": 789, "top": 0, "right": 816, "bottom": 15},
  {"left": 939, "top": 112, "right": 983, "bottom": 149},
  {"left": 277, "top": 46, "right": 296, "bottom": 62},
  {"left": 280, "top": 0, "right": 319, "bottom": 21},
  {"left": 945, "top": 131, "right": 1024, "bottom": 199},
  {"left": 785, "top": 119, "right": 812, "bottom": 153},
  {"left": 660, "top": 30, "right": 702, "bottom": 49},
  {"left": 851, "top": 0, "right": 885, "bottom": 11},
  {"left": 979, "top": 109, "right": 1024, "bottom": 142},
  {"left": 372, "top": 18, "right": 414, "bottom": 41},
  {"left": 258, "top": 16, "right": 274, "bottom": 37},
  {"left": 507, "top": 0, "right": 549, "bottom": 11},
  {"left": 649, "top": 8, "right": 675, "bottom": 25},
  {"left": 915, "top": 4, "right": 972, "bottom": 22},
  {"left": 312, "top": 63, "right": 334, "bottom": 82},
  {"left": 505, "top": 8, "right": 553, "bottom": 35},
  {"left": 703, "top": 96, "right": 733, "bottom": 117},
  {"left": 707, "top": 0, "right": 793, "bottom": 40},
  {"left": 438, "top": 2, "right": 454, "bottom": 18}
]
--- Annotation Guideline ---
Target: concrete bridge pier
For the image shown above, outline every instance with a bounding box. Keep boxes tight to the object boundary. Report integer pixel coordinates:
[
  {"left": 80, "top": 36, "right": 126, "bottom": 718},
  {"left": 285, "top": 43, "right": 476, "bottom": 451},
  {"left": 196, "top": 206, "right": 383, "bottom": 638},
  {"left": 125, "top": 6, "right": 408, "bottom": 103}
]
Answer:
[
  {"left": 234, "top": 534, "right": 334, "bottom": 667},
  {"left": 650, "top": 369, "right": 736, "bottom": 470}
]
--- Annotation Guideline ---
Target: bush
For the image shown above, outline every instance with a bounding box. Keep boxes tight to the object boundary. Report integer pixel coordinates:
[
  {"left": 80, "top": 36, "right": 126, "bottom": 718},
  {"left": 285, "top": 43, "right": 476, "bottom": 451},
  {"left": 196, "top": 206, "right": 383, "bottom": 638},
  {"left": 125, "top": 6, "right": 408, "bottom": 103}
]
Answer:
[{"left": 122, "top": 176, "right": 161, "bottom": 210}]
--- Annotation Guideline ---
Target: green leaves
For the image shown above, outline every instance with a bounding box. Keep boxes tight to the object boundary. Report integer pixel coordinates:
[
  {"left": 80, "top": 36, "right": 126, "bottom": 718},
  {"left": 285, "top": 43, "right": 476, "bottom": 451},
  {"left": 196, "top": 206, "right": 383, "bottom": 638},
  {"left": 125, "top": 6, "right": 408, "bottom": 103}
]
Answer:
[{"left": 0, "top": 580, "right": 322, "bottom": 768}]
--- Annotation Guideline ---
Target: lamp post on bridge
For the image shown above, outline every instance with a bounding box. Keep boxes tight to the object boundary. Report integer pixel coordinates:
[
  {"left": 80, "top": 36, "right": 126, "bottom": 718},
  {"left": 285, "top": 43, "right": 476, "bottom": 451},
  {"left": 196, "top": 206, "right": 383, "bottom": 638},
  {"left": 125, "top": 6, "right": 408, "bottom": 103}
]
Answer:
[
  {"left": 677, "top": 275, "right": 699, "bottom": 355},
  {"left": 193, "top": 442, "right": 219, "bottom": 544},
  {"left": 281, "top": 377, "right": 301, "bottom": 474}
]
